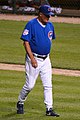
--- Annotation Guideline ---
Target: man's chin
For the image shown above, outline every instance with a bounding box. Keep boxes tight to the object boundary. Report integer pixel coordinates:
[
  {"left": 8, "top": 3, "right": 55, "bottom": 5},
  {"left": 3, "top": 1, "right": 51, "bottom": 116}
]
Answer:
[{"left": 43, "top": 22, "right": 48, "bottom": 25}]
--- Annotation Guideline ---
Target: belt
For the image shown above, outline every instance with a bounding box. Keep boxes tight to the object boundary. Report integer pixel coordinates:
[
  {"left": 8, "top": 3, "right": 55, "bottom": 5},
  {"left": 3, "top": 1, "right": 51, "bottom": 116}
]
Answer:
[{"left": 33, "top": 53, "right": 48, "bottom": 60}]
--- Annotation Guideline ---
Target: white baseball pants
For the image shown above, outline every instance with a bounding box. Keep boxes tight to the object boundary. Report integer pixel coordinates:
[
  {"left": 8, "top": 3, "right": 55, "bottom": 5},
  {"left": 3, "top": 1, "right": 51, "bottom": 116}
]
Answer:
[{"left": 18, "top": 55, "right": 53, "bottom": 109}]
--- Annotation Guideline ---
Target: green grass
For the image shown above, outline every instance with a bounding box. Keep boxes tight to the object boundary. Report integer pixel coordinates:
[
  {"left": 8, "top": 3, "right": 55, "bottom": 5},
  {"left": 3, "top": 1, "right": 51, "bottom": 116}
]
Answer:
[
  {"left": 0, "top": 70, "right": 80, "bottom": 120},
  {"left": 0, "top": 20, "right": 80, "bottom": 70},
  {"left": 0, "top": 20, "right": 25, "bottom": 64},
  {"left": 50, "top": 23, "right": 80, "bottom": 70}
]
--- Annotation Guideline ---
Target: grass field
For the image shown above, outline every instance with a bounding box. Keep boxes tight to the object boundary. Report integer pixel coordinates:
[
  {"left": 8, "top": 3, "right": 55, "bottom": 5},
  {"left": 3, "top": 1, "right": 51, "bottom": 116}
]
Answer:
[
  {"left": 0, "top": 19, "right": 80, "bottom": 120},
  {"left": 0, "top": 20, "right": 80, "bottom": 70},
  {"left": 0, "top": 70, "right": 80, "bottom": 120}
]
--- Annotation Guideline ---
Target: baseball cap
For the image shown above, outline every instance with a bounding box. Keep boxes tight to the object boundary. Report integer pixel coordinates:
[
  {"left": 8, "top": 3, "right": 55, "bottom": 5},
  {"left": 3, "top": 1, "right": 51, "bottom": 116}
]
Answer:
[{"left": 39, "top": 5, "right": 54, "bottom": 16}]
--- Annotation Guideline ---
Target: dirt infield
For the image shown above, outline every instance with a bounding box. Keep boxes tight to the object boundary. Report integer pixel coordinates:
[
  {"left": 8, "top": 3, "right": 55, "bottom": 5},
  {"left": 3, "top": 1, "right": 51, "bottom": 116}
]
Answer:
[
  {"left": 0, "top": 63, "right": 80, "bottom": 77},
  {"left": 0, "top": 14, "right": 80, "bottom": 24}
]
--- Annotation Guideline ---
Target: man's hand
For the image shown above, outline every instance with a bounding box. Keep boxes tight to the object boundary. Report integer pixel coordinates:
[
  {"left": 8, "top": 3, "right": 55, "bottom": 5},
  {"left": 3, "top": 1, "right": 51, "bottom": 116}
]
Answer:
[{"left": 31, "top": 57, "right": 38, "bottom": 68}]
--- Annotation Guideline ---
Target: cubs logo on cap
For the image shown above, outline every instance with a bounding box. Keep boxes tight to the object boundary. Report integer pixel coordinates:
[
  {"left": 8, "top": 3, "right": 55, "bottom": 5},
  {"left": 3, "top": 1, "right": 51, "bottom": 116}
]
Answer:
[{"left": 39, "top": 5, "right": 54, "bottom": 16}]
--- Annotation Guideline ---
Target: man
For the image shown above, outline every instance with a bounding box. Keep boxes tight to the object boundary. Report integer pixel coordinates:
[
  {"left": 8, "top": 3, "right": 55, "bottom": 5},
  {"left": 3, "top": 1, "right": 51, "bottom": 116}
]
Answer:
[{"left": 17, "top": 5, "right": 60, "bottom": 117}]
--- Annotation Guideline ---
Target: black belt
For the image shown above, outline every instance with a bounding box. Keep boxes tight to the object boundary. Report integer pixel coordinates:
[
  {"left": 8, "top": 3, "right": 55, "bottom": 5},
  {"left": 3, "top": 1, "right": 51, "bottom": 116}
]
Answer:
[{"left": 33, "top": 54, "right": 47, "bottom": 60}]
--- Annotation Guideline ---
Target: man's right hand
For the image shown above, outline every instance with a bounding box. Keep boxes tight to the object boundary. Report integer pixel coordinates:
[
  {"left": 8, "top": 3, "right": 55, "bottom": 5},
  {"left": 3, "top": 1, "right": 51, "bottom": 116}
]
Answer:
[{"left": 31, "top": 57, "right": 38, "bottom": 68}]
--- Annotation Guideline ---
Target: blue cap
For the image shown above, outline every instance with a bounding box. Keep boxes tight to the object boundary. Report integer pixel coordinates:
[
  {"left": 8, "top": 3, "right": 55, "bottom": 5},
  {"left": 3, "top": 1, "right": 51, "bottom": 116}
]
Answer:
[{"left": 39, "top": 5, "right": 54, "bottom": 16}]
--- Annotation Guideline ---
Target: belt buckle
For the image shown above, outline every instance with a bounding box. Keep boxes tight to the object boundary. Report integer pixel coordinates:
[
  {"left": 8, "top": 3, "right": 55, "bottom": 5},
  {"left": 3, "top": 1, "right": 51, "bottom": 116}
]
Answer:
[
  {"left": 37, "top": 55, "right": 47, "bottom": 60},
  {"left": 33, "top": 53, "right": 47, "bottom": 60}
]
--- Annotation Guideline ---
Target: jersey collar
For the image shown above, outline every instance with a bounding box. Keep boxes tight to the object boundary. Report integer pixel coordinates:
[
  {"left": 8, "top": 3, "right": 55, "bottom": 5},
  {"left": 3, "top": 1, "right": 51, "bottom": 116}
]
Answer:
[{"left": 37, "top": 19, "right": 46, "bottom": 28}]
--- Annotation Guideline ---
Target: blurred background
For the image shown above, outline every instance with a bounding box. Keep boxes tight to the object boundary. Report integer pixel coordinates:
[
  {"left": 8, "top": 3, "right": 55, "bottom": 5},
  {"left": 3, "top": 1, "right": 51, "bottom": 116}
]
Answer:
[{"left": 0, "top": 0, "right": 80, "bottom": 17}]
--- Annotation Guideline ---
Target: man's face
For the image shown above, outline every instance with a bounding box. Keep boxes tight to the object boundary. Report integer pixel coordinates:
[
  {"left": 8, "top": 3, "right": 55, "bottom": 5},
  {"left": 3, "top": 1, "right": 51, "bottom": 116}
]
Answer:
[{"left": 40, "top": 13, "right": 50, "bottom": 25}]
